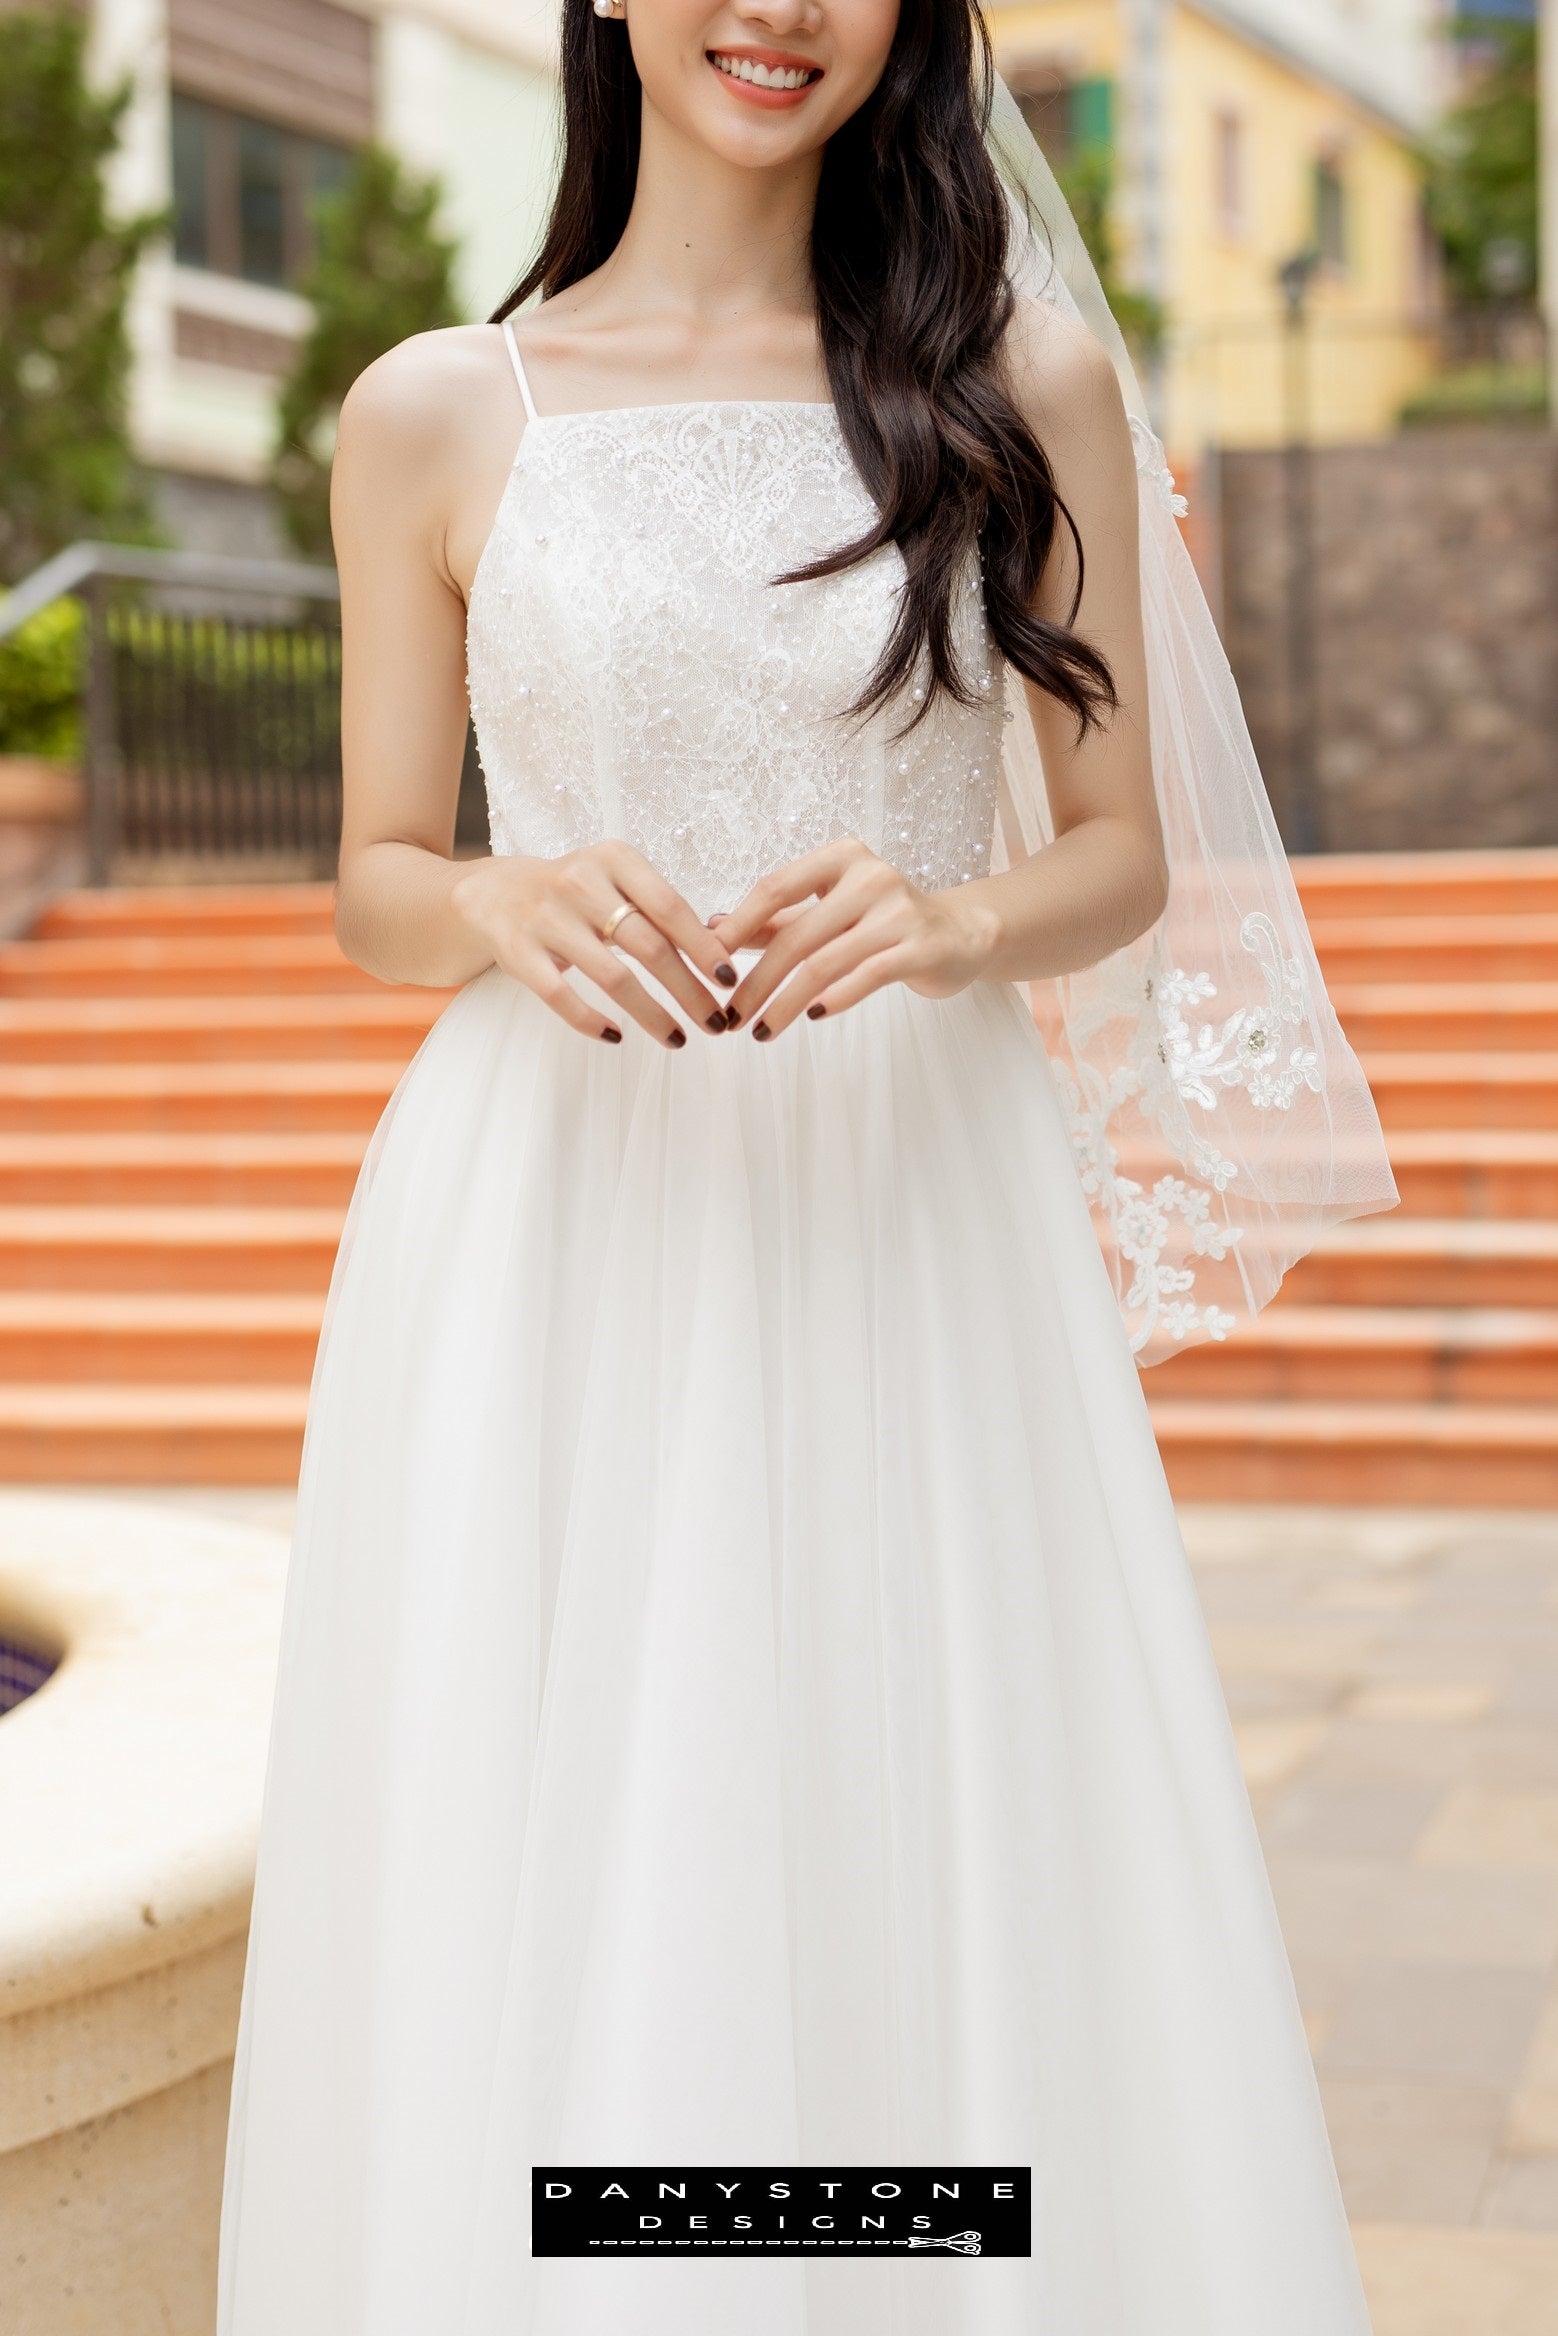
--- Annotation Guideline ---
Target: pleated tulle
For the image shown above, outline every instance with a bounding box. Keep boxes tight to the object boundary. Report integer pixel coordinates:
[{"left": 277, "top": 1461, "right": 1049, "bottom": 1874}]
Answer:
[{"left": 216, "top": 962, "right": 1373, "bottom": 2336}]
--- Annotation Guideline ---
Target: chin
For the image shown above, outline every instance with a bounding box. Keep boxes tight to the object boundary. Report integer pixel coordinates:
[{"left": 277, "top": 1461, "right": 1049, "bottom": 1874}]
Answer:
[{"left": 659, "top": 75, "right": 836, "bottom": 165}]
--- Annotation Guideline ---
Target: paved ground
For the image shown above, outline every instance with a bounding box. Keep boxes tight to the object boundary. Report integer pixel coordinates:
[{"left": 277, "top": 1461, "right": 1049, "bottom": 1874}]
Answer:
[
  {"left": 94, "top": 1491, "right": 1558, "bottom": 2333},
  {"left": 1184, "top": 1502, "right": 1558, "bottom": 2336}
]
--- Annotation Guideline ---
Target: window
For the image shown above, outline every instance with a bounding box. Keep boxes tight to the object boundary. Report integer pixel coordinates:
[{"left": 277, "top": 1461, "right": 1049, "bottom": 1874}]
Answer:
[
  {"left": 1314, "top": 154, "right": 1348, "bottom": 270},
  {"left": 171, "top": 93, "right": 354, "bottom": 288},
  {"left": 1213, "top": 108, "right": 1246, "bottom": 239},
  {"left": 1010, "top": 71, "right": 1114, "bottom": 172},
  {"left": 1069, "top": 77, "right": 1113, "bottom": 156}
]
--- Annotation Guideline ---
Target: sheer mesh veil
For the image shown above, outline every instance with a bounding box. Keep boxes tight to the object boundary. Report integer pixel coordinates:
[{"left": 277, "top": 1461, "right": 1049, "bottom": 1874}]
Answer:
[{"left": 983, "top": 71, "right": 1399, "bottom": 1363}]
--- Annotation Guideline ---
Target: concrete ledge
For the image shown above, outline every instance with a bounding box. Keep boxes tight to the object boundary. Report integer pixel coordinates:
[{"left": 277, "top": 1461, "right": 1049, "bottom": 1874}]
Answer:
[{"left": 0, "top": 1491, "right": 288, "bottom": 2334}]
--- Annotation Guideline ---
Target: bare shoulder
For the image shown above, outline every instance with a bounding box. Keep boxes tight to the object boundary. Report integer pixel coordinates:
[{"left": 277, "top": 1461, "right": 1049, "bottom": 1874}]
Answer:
[
  {"left": 998, "top": 293, "right": 1130, "bottom": 462},
  {"left": 336, "top": 323, "right": 514, "bottom": 469}
]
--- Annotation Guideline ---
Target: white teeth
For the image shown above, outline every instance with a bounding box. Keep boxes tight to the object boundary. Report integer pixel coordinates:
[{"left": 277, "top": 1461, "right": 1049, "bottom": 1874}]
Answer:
[{"left": 712, "top": 52, "right": 815, "bottom": 90}]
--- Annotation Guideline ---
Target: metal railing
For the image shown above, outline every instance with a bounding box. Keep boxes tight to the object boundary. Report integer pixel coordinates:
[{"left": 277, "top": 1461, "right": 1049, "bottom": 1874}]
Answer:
[{"left": 0, "top": 544, "right": 487, "bottom": 883}]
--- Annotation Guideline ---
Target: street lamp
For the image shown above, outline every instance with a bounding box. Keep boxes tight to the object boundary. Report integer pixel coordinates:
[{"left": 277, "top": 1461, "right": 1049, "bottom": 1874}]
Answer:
[{"left": 1277, "top": 247, "right": 1323, "bottom": 854}]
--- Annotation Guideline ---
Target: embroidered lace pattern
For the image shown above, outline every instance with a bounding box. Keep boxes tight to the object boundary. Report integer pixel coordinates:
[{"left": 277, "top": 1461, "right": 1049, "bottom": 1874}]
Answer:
[
  {"left": 465, "top": 402, "right": 1006, "bottom": 925},
  {"left": 1042, "top": 910, "right": 1326, "bottom": 1350}
]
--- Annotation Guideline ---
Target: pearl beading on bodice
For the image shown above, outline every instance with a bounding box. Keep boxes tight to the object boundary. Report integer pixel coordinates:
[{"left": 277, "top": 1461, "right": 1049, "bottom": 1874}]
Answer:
[{"left": 464, "top": 401, "right": 1006, "bottom": 924}]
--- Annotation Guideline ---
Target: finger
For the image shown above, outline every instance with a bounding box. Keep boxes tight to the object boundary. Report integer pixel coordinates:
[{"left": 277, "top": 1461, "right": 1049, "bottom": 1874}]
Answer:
[
  {"left": 707, "top": 840, "right": 861, "bottom": 956},
  {"left": 723, "top": 893, "right": 868, "bottom": 1027},
  {"left": 744, "top": 925, "right": 890, "bottom": 1036},
  {"left": 600, "top": 842, "right": 743, "bottom": 991},
  {"left": 706, "top": 906, "right": 806, "bottom": 953},
  {"left": 612, "top": 910, "right": 732, "bottom": 1033},
  {"left": 530, "top": 896, "right": 693, "bottom": 1048},
  {"left": 504, "top": 943, "right": 626, "bottom": 1046},
  {"left": 564, "top": 926, "right": 694, "bottom": 1049},
  {"left": 779, "top": 941, "right": 915, "bottom": 1029}
]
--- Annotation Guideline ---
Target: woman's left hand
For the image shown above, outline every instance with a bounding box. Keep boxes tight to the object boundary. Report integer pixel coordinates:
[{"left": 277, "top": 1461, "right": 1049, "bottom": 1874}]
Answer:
[{"left": 706, "top": 837, "right": 1001, "bottom": 1038}]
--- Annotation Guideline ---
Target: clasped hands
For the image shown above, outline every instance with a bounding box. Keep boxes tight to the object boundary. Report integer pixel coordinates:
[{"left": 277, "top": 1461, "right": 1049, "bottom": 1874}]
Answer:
[{"left": 451, "top": 833, "right": 1001, "bottom": 1050}]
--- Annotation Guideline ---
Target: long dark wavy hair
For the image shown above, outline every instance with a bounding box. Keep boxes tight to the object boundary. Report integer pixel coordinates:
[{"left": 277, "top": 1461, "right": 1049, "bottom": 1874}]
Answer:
[{"left": 491, "top": 0, "right": 1117, "bottom": 742}]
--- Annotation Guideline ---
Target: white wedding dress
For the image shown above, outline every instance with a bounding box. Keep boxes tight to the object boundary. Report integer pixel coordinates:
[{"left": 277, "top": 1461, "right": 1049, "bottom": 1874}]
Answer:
[{"left": 216, "top": 323, "right": 1374, "bottom": 2335}]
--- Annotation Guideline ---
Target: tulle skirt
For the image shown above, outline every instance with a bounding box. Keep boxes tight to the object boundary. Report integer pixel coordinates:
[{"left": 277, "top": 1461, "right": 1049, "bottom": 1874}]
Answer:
[{"left": 216, "top": 958, "right": 1373, "bottom": 2336}]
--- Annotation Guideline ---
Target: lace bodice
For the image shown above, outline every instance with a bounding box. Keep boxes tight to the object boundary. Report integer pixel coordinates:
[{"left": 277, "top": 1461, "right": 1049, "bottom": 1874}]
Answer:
[{"left": 465, "top": 346, "right": 1006, "bottom": 925}]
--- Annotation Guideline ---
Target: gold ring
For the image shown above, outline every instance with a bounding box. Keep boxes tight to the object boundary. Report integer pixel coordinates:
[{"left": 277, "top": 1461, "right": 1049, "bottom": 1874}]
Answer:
[{"left": 600, "top": 899, "right": 639, "bottom": 945}]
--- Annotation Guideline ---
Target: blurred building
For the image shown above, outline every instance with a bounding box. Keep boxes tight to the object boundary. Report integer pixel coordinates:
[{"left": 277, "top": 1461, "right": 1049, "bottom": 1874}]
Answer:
[
  {"left": 987, "top": 0, "right": 1450, "bottom": 451},
  {"left": 90, "top": 0, "right": 561, "bottom": 552},
  {"left": 82, "top": 0, "right": 1491, "bottom": 546}
]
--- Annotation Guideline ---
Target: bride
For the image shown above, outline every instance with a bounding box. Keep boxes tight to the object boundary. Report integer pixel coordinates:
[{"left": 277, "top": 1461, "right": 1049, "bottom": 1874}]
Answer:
[{"left": 216, "top": 0, "right": 1398, "bottom": 2328}]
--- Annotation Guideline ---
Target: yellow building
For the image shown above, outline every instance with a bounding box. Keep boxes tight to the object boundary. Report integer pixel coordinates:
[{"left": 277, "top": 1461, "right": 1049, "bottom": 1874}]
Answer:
[{"left": 987, "top": 0, "right": 1439, "bottom": 456}]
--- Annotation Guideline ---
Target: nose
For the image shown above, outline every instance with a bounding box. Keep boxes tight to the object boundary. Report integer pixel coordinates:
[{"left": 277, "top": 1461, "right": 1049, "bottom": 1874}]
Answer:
[{"left": 722, "top": 0, "right": 823, "bottom": 37}]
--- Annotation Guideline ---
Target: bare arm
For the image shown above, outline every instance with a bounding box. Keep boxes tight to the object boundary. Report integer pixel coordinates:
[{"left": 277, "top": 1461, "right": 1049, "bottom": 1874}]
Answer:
[
  {"left": 330, "top": 331, "right": 496, "bottom": 992},
  {"left": 327, "top": 327, "right": 736, "bottom": 1043},
  {"left": 972, "top": 298, "right": 1167, "bottom": 984}
]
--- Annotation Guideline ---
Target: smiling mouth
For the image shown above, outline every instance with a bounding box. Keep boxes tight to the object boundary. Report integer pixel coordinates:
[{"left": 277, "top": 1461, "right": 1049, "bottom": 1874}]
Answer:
[{"left": 707, "top": 47, "right": 825, "bottom": 97}]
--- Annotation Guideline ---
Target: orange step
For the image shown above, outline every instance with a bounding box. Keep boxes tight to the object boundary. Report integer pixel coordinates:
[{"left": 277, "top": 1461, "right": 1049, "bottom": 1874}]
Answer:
[
  {"left": 0, "top": 934, "right": 391, "bottom": 997},
  {"left": 1327, "top": 985, "right": 1558, "bottom": 1053},
  {"left": 29, "top": 880, "right": 337, "bottom": 941},
  {"left": 0, "top": 1061, "right": 397, "bottom": 1133},
  {"left": 0, "top": 1292, "right": 323, "bottom": 1382},
  {"left": 0, "top": 993, "right": 446, "bottom": 1062},
  {"left": 1382, "top": 1131, "right": 1558, "bottom": 1219},
  {"left": 0, "top": 1206, "right": 344, "bottom": 1293},
  {"left": 18, "top": 1392, "right": 1558, "bottom": 1500},
  {"left": 1151, "top": 1306, "right": 1558, "bottom": 1404},
  {"left": 1281, "top": 1219, "right": 1558, "bottom": 1309},
  {"left": 1311, "top": 914, "right": 1558, "bottom": 984},
  {"left": 1361, "top": 1054, "right": 1558, "bottom": 1130},
  {"left": 1151, "top": 1399, "right": 1558, "bottom": 1508},
  {"left": 1292, "top": 847, "right": 1558, "bottom": 920},
  {"left": 0, "top": 1133, "right": 368, "bottom": 1206},
  {"left": 0, "top": 1383, "right": 308, "bottom": 1483}
]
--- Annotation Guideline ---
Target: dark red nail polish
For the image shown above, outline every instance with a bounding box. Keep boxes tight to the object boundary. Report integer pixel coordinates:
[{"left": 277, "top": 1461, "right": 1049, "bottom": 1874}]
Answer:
[
  {"left": 724, "top": 1005, "right": 741, "bottom": 1027},
  {"left": 753, "top": 1020, "right": 772, "bottom": 1041},
  {"left": 806, "top": 1002, "right": 827, "bottom": 1019},
  {"left": 601, "top": 1024, "right": 622, "bottom": 1043},
  {"left": 706, "top": 1009, "right": 728, "bottom": 1031},
  {"left": 714, "top": 963, "right": 738, "bottom": 987},
  {"left": 666, "top": 1027, "right": 687, "bottom": 1048}
]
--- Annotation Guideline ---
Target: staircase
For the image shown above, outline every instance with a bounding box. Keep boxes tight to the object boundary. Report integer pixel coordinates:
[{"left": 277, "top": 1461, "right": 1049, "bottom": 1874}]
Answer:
[
  {"left": 1150, "top": 848, "right": 1558, "bottom": 1505},
  {"left": 2, "top": 851, "right": 1557, "bottom": 1503},
  {"left": 0, "top": 885, "right": 430, "bottom": 1483}
]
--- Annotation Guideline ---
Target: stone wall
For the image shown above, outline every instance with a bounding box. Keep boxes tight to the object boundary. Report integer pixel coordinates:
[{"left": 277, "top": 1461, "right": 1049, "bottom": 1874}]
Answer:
[{"left": 1216, "top": 428, "right": 1558, "bottom": 851}]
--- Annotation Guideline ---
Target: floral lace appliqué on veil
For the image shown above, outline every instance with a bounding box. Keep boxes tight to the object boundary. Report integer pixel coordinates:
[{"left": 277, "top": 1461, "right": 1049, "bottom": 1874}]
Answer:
[{"left": 1042, "top": 910, "right": 1325, "bottom": 1354}]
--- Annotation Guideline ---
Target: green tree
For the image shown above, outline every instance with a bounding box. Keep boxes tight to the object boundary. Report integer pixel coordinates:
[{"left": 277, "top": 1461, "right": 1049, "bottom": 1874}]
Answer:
[
  {"left": 271, "top": 146, "right": 462, "bottom": 558},
  {"left": 1421, "top": 17, "right": 1538, "bottom": 302},
  {"left": 1053, "top": 142, "right": 1166, "bottom": 363},
  {"left": 0, "top": 599, "right": 84, "bottom": 757},
  {"left": 0, "top": 9, "right": 166, "bottom": 585}
]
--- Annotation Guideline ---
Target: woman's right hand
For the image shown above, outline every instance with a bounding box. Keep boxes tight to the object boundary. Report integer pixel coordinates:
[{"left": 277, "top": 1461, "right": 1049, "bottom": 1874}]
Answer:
[{"left": 449, "top": 841, "right": 740, "bottom": 1047}]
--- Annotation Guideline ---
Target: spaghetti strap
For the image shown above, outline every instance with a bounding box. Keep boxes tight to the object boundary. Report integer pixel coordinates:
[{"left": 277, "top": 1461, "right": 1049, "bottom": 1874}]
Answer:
[{"left": 499, "top": 317, "right": 540, "bottom": 425}]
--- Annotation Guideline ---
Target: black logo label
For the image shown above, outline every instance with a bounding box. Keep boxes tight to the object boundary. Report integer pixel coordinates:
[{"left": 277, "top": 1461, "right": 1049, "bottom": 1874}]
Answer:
[{"left": 531, "top": 2165, "right": 1031, "bottom": 2256}]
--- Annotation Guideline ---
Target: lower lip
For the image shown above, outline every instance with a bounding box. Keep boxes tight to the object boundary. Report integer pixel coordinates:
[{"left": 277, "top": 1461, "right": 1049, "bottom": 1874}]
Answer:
[{"left": 707, "top": 56, "right": 822, "bottom": 109}]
